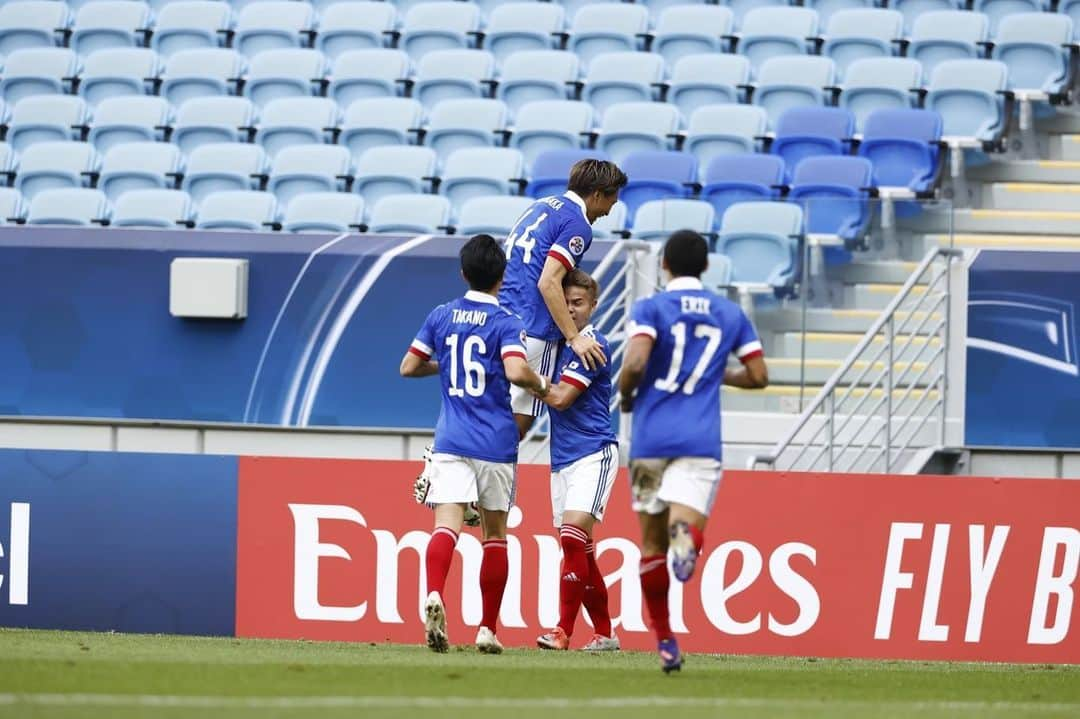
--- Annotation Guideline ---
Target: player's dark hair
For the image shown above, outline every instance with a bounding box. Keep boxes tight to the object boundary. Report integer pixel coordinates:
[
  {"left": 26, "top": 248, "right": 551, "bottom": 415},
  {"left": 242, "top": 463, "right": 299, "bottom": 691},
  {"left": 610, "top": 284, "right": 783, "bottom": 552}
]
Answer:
[
  {"left": 460, "top": 234, "right": 506, "bottom": 292},
  {"left": 567, "top": 159, "right": 628, "bottom": 198},
  {"left": 663, "top": 230, "right": 709, "bottom": 278},
  {"left": 563, "top": 268, "right": 599, "bottom": 303}
]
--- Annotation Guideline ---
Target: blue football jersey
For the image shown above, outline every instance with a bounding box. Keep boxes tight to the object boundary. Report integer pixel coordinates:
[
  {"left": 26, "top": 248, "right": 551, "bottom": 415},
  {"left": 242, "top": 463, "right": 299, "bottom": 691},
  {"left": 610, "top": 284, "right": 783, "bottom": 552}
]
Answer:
[
  {"left": 410, "top": 291, "right": 528, "bottom": 464},
  {"left": 548, "top": 325, "right": 617, "bottom": 471},
  {"left": 627, "top": 277, "right": 763, "bottom": 461},
  {"left": 498, "top": 191, "right": 594, "bottom": 341}
]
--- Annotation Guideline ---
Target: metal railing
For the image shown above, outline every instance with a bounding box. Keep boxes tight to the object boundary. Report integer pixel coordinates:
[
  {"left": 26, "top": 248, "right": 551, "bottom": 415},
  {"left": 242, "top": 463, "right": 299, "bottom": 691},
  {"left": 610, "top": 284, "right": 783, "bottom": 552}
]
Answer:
[{"left": 748, "top": 247, "right": 964, "bottom": 473}]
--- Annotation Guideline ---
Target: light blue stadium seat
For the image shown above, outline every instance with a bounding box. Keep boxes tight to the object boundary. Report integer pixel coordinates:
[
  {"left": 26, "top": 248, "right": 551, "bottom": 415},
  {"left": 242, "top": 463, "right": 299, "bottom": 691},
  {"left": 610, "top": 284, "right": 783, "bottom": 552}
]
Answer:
[
  {"left": 1062, "top": 0, "right": 1080, "bottom": 40},
  {"left": 857, "top": 108, "right": 942, "bottom": 194},
  {"left": 352, "top": 145, "right": 437, "bottom": 206},
  {"left": 700, "top": 154, "right": 785, "bottom": 229},
  {"left": 160, "top": 48, "right": 246, "bottom": 106},
  {"left": 771, "top": 107, "right": 855, "bottom": 183},
  {"left": 839, "top": 57, "right": 922, "bottom": 131},
  {"left": 425, "top": 98, "right": 508, "bottom": 162},
  {"left": 234, "top": 1, "right": 316, "bottom": 58},
  {"left": 591, "top": 199, "right": 626, "bottom": 238},
  {"left": 754, "top": 56, "right": 836, "bottom": 129},
  {"left": 668, "top": 53, "right": 750, "bottom": 117},
  {"left": 255, "top": 97, "right": 340, "bottom": 157},
  {"left": 282, "top": 191, "right": 365, "bottom": 233},
  {"left": 78, "top": 47, "right": 163, "bottom": 106},
  {"left": 196, "top": 189, "right": 279, "bottom": 231},
  {"left": 684, "top": 104, "right": 768, "bottom": 167},
  {"left": 619, "top": 150, "right": 697, "bottom": 220},
  {"left": 0, "top": 186, "right": 28, "bottom": 224},
  {"left": 71, "top": 1, "right": 152, "bottom": 56},
  {"left": 8, "top": 96, "right": 91, "bottom": 152},
  {"left": 715, "top": 201, "right": 801, "bottom": 291},
  {"left": 0, "top": 2, "right": 71, "bottom": 58},
  {"left": 652, "top": 6, "right": 734, "bottom": 67},
  {"left": 26, "top": 187, "right": 111, "bottom": 226},
  {"left": 339, "top": 97, "right": 424, "bottom": 160},
  {"left": 925, "top": 59, "right": 1009, "bottom": 144},
  {"left": 413, "top": 49, "right": 495, "bottom": 108},
  {"left": 596, "top": 101, "right": 681, "bottom": 162},
  {"left": 738, "top": 7, "right": 820, "bottom": 74},
  {"left": 112, "top": 188, "right": 195, "bottom": 228},
  {"left": 151, "top": 1, "right": 235, "bottom": 58},
  {"left": 974, "top": 0, "right": 1045, "bottom": 34},
  {"left": 267, "top": 144, "right": 353, "bottom": 208},
  {"left": 182, "top": 142, "right": 269, "bottom": 203},
  {"left": 316, "top": 2, "right": 397, "bottom": 59},
  {"left": 638, "top": 0, "right": 711, "bottom": 19},
  {"left": 98, "top": 141, "right": 183, "bottom": 200},
  {"left": 890, "top": 0, "right": 962, "bottom": 35},
  {"left": 631, "top": 198, "right": 715, "bottom": 240},
  {"left": 0, "top": 48, "right": 81, "bottom": 104},
  {"left": 440, "top": 146, "right": 525, "bottom": 208},
  {"left": 400, "top": 2, "right": 482, "bottom": 62},
  {"left": 0, "top": 143, "right": 19, "bottom": 187},
  {"left": 525, "top": 148, "right": 610, "bottom": 198},
  {"left": 701, "top": 252, "right": 733, "bottom": 290},
  {"left": 88, "top": 96, "right": 172, "bottom": 153},
  {"left": 368, "top": 193, "right": 451, "bottom": 233},
  {"left": 171, "top": 96, "right": 256, "bottom": 155},
  {"left": 821, "top": 9, "right": 904, "bottom": 80},
  {"left": 510, "top": 100, "right": 593, "bottom": 169},
  {"left": 328, "top": 49, "right": 410, "bottom": 107},
  {"left": 15, "top": 140, "right": 101, "bottom": 200},
  {"left": 727, "top": 0, "right": 789, "bottom": 28},
  {"left": 582, "top": 52, "right": 665, "bottom": 119},
  {"left": 802, "top": 0, "right": 876, "bottom": 28},
  {"left": 484, "top": 3, "right": 565, "bottom": 65},
  {"left": 495, "top": 50, "right": 579, "bottom": 115},
  {"left": 456, "top": 194, "right": 533, "bottom": 235},
  {"left": 788, "top": 155, "right": 873, "bottom": 253},
  {"left": 908, "top": 11, "right": 990, "bottom": 83},
  {"left": 568, "top": 4, "right": 649, "bottom": 69},
  {"left": 993, "top": 13, "right": 1073, "bottom": 96},
  {"left": 243, "top": 48, "right": 330, "bottom": 108}
]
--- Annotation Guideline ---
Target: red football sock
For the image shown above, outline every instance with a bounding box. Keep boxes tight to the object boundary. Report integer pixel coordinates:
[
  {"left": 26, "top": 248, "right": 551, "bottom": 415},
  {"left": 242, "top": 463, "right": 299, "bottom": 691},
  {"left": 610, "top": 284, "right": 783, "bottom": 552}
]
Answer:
[
  {"left": 425, "top": 526, "right": 458, "bottom": 597},
  {"left": 688, "top": 524, "right": 705, "bottom": 553},
  {"left": 583, "top": 542, "right": 612, "bottom": 638},
  {"left": 480, "top": 539, "right": 508, "bottom": 632},
  {"left": 557, "top": 525, "right": 590, "bottom": 636},
  {"left": 639, "top": 554, "right": 674, "bottom": 641}
]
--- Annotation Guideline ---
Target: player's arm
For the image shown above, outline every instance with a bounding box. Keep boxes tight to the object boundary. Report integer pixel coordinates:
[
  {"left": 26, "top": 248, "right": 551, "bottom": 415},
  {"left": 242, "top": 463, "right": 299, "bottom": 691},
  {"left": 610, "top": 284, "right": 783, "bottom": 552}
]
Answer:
[
  {"left": 535, "top": 378, "right": 584, "bottom": 411},
  {"left": 618, "top": 334, "right": 655, "bottom": 412},
  {"left": 503, "top": 355, "right": 550, "bottom": 397},
  {"left": 723, "top": 355, "right": 768, "bottom": 388},
  {"left": 400, "top": 334, "right": 439, "bottom": 378},
  {"left": 538, "top": 256, "right": 606, "bottom": 370}
]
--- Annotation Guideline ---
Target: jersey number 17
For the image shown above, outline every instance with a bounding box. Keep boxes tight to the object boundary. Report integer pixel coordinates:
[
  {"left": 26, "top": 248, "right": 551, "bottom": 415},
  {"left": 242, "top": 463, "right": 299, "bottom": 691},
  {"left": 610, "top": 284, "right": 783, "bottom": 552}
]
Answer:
[{"left": 654, "top": 322, "right": 722, "bottom": 395}]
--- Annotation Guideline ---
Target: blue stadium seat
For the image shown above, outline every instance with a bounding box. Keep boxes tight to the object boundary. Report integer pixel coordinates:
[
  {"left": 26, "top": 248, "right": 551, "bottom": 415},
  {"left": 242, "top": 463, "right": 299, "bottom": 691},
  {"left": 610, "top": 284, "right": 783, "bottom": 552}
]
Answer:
[
  {"left": 890, "top": 0, "right": 963, "bottom": 34},
  {"left": 439, "top": 146, "right": 525, "bottom": 208},
  {"left": 0, "top": 186, "right": 28, "bottom": 224},
  {"left": 88, "top": 96, "right": 172, "bottom": 154},
  {"left": 924, "top": 59, "right": 1009, "bottom": 145},
  {"left": 753, "top": 56, "right": 836, "bottom": 129},
  {"left": 243, "top": 48, "right": 330, "bottom": 108},
  {"left": 456, "top": 195, "right": 534, "bottom": 235},
  {"left": 160, "top": 48, "right": 246, "bottom": 106},
  {"left": 582, "top": 51, "right": 666, "bottom": 118},
  {"left": 525, "top": 148, "right": 610, "bottom": 198},
  {"left": 71, "top": 1, "right": 152, "bottom": 56},
  {"left": 652, "top": 5, "right": 735, "bottom": 67},
  {"left": 484, "top": 3, "right": 565, "bottom": 64},
  {"left": 908, "top": 11, "right": 990, "bottom": 83},
  {"left": 973, "top": 0, "right": 1045, "bottom": 34},
  {"left": 857, "top": 108, "right": 942, "bottom": 195},
  {"left": 715, "top": 201, "right": 801, "bottom": 291},
  {"left": 993, "top": 13, "right": 1073, "bottom": 97},
  {"left": 821, "top": 9, "right": 904, "bottom": 80},
  {"left": 78, "top": 47, "right": 163, "bottom": 106},
  {"left": 699, "top": 154, "right": 785, "bottom": 230},
  {"left": 352, "top": 145, "right": 437, "bottom": 206},
  {"left": 267, "top": 144, "right": 353, "bottom": 208},
  {"left": 0, "top": 143, "right": 19, "bottom": 188},
  {"left": 568, "top": 4, "right": 649, "bottom": 68},
  {"left": 400, "top": 2, "right": 482, "bottom": 61},
  {"left": 1062, "top": 0, "right": 1080, "bottom": 40},
  {"left": 803, "top": 0, "right": 876, "bottom": 28},
  {"left": 316, "top": 2, "right": 397, "bottom": 59},
  {"left": 0, "top": 2, "right": 72, "bottom": 58},
  {"left": 339, "top": 97, "right": 424, "bottom": 160},
  {"left": 98, "top": 141, "right": 183, "bottom": 201},
  {"left": 788, "top": 155, "right": 873, "bottom": 251},
  {"left": 631, "top": 198, "right": 715, "bottom": 240},
  {"left": 495, "top": 50, "right": 579, "bottom": 115},
  {"left": 8, "top": 96, "right": 91, "bottom": 152},
  {"left": 510, "top": 100, "right": 593, "bottom": 169},
  {"left": 367, "top": 193, "right": 451, "bottom": 233},
  {"left": 668, "top": 53, "right": 750, "bottom": 117},
  {"left": 618, "top": 150, "right": 697, "bottom": 220},
  {"left": 26, "top": 187, "right": 111, "bottom": 226},
  {"left": 233, "top": 1, "right": 316, "bottom": 58},
  {"left": 701, "top": 252, "right": 733, "bottom": 290},
  {"left": 255, "top": 97, "right": 340, "bottom": 157},
  {"left": 282, "top": 191, "right": 365, "bottom": 233},
  {"left": 737, "top": 7, "right": 820, "bottom": 74},
  {"left": 591, "top": 199, "right": 627, "bottom": 238},
  {"left": 196, "top": 189, "right": 279, "bottom": 231},
  {"left": 15, "top": 140, "right": 101, "bottom": 200},
  {"left": 0, "top": 48, "right": 81, "bottom": 104},
  {"left": 172, "top": 96, "right": 257, "bottom": 155},
  {"left": 413, "top": 49, "right": 495, "bottom": 108},
  {"left": 595, "top": 101, "right": 681, "bottom": 162},
  {"left": 151, "top": 1, "right": 235, "bottom": 58},
  {"left": 839, "top": 57, "right": 922, "bottom": 131},
  {"left": 182, "top": 142, "right": 269, "bottom": 203},
  {"left": 112, "top": 188, "right": 196, "bottom": 228},
  {"left": 727, "top": 0, "right": 790, "bottom": 28},
  {"left": 771, "top": 107, "right": 855, "bottom": 183},
  {"left": 328, "top": 49, "right": 410, "bottom": 107},
  {"left": 684, "top": 104, "right": 768, "bottom": 167},
  {"left": 425, "top": 98, "right": 508, "bottom": 162}
]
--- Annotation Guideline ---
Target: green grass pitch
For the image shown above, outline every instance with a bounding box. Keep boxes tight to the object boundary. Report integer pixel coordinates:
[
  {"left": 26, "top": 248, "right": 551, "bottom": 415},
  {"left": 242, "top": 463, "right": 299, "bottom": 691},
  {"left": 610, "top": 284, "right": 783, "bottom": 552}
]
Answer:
[{"left": 1, "top": 628, "right": 1078, "bottom": 719}]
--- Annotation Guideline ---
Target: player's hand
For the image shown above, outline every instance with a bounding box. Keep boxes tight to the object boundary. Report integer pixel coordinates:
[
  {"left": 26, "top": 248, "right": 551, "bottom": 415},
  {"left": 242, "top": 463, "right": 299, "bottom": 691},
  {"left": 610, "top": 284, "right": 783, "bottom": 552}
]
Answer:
[
  {"left": 620, "top": 392, "right": 634, "bottom": 413},
  {"left": 570, "top": 333, "right": 606, "bottom": 371}
]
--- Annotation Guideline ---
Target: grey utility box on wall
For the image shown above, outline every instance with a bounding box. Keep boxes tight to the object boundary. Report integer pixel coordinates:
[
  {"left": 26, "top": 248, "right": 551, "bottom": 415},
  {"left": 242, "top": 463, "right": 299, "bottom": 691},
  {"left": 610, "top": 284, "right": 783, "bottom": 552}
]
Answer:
[{"left": 169, "top": 258, "right": 249, "bottom": 319}]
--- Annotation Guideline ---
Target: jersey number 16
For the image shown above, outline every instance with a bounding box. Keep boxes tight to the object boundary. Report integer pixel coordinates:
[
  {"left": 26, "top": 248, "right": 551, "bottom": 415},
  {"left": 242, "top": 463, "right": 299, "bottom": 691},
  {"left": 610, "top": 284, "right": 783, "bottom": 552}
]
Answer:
[
  {"left": 654, "top": 322, "right": 722, "bottom": 395},
  {"left": 445, "top": 333, "right": 486, "bottom": 398}
]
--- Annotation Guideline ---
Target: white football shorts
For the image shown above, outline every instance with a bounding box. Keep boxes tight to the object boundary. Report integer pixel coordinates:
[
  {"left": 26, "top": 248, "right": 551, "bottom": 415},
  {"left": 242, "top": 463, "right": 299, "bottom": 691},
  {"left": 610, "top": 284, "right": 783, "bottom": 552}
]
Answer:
[
  {"left": 425, "top": 453, "right": 516, "bottom": 512},
  {"left": 550, "top": 444, "right": 619, "bottom": 527},
  {"left": 629, "top": 457, "right": 723, "bottom": 517},
  {"left": 509, "top": 335, "right": 561, "bottom": 417}
]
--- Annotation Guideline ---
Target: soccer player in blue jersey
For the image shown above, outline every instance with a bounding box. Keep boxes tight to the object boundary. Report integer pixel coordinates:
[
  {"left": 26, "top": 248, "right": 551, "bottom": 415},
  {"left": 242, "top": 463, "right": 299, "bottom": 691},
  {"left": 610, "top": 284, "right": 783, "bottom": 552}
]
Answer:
[
  {"left": 618, "top": 230, "right": 769, "bottom": 673},
  {"left": 400, "top": 234, "right": 551, "bottom": 655},
  {"left": 499, "top": 158, "right": 628, "bottom": 438},
  {"left": 532, "top": 270, "right": 619, "bottom": 652}
]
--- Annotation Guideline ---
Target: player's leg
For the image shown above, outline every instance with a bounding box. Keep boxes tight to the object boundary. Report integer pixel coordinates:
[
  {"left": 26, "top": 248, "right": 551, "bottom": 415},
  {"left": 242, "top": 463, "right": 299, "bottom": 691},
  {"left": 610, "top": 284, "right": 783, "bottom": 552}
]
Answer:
[
  {"left": 472, "top": 459, "right": 516, "bottom": 654},
  {"left": 510, "top": 337, "right": 559, "bottom": 440},
  {"left": 658, "top": 458, "right": 722, "bottom": 583},
  {"left": 422, "top": 455, "right": 476, "bottom": 653}
]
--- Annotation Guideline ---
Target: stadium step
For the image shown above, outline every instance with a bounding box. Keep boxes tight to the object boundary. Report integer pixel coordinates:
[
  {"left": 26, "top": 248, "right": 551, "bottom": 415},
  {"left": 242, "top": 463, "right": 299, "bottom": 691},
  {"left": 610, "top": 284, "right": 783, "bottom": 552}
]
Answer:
[
  {"left": 849, "top": 282, "right": 933, "bottom": 310},
  {"left": 755, "top": 306, "right": 940, "bottom": 335},
  {"left": 965, "top": 160, "right": 1080, "bottom": 184},
  {"left": 908, "top": 207, "right": 1080, "bottom": 235},
  {"left": 918, "top": 232, "right": 1080, "bottom": 254},
  {"left": 776, "top": 331, "right": 941, "bottom": 362},
  {"left": 766, "top": 357, "right": 935, "bottom": 385},
  {"left": 988, "top": 183, "right": 1080, "bottom": 211},
  {"left": 1049, "top": 134, "right": 1080, "bottom": 162},
  {"left": 723, "top": 384, "right": 941, "bottom": 413},
  {"left": 834, "top": 260, "right": 919, "bottom": 285}
]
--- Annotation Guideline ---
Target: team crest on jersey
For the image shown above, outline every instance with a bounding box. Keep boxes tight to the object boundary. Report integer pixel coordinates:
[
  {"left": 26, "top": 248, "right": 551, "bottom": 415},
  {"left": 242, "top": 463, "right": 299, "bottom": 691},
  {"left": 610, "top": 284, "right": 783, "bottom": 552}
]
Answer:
[{"left": 568, "top": 236, "right": 586, "bottom": 255}]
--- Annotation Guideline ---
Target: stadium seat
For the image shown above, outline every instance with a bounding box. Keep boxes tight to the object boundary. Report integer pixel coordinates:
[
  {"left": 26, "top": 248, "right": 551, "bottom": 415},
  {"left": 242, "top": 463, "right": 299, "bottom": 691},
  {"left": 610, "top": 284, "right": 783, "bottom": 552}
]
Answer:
[
  {"left": 242, "top": 48, "right": 330, "bottom": 108},
  {"left": 715, "top": 201, "right": 801, "bottom": 291},
  {"left": 8, "top": 96, "right": 91, "bottom": 152},
  {"left": 70, "top": 1, "right": 153, "bottom": 56},
  {"left": 632, "top": 199, "right": 714, "bottom": 240},
  {"left": 456, "top": 195, "right": 533, "bottom": 235},
  {"left": 993, "top": 13, "right": 1073, "bottom": 98},
  {"left": 908, "top": 11, "right": 990, "bottom": 83},
  {"left": 0, "top": 187, "right": 28, "bottom": 224},
  {"left": 510, "top": 100, "right": 593, "bottom": 169},
  {"left": 802, "top": 0, "right": 877, "bottom": 27},
  {"left": 839, "top": 58, "right": 922, "bottom": 131},
  {"left": 182, "top": 142, "right": 269, "bottom": 203},
  {"left": 652, "top": 6, "right": 735, "bottom": 67},
  {"left": 339, "top": 97, "right": 424, "bottom": 160},
  {"left": 857, "top": 108, "right": 942, "bottom": 195},
  {"left": 26, "top": 187, "right": 111, "bottom": 226},
  {"left": 196, "top": 190, "right": 279, "bottom": 231},
  {"left": 974, "top": 0, "right": 1044, "bottom": 34},
  {"left": 151, "top": 1, "right": 235, "bottom": 58},
  {"left": 890, "top": 0, "right": 961, "bottom": 34},
  {"left": 582, "top": 52, "right": 665, "bottom": 119},
  {"left": 495, "top": 50, "right": 580, "bottom": 116},
  {"left": 684, "top": 104, "right": 768, "bottom": 168},
  {"left": 591, "top": 199, "right": 626, "bottom": 238},
  {"left": 484, "top": 3, "right": 565, "bottom": 64},
  {"left": 821, "top": 9, "right": 904, "bottom": 80},
  {"left": 15, "top": 140, "right": 101, "bottom": 200},
  {"left": 737, "top": 7, "right": 820, "bottom": 74},
  {"left": 172, "top": 96, "right": 257, "bottom": 155},
  {"left": 267, "top": 144, "right": 353, "bottom": 208},
  {"left": 525, "top": 148, "right": 610, "bottom": 198},
  {"left": 233, "top": 1, "right": 317, "bottom": 58},
  {"left": 439, "top": 146, "right": 525, "bottom": 208},
  {"left": 568, "top": 4, "right": 650, "bottom": 69},
  {"left": 316, "top": 1, "right": 397, "bottom": 59},
  {"left": 352, "top": 145, "right": 437, "bottom": 206},
  {"left": 699, "top": 154, "right": 785, "bottom": 230},
  {"left": 0, "top": 48, "right": 81, "bottom": 104},
  {"left": 924, "top": 59, "right": 1009, "bottom": 145},
  {"left": 425, "top": 98, "right": 508, "bottom": 162},
  {"left": 78, "top": 47, "right": 163, "bottom": 106},
  {"left": 282, "top": 191, "right": 366, "bottom": 233},
  {"left": 112, "top": 188, "right": 196, "bottom": 228},
  {"left": 618, "top": 150, "right": 697, "bottom": 220},
  {"left": 1062, "top": 0, "right": 1080, "bottom": 40},
  {"left": 701, "top": 252, "right": 733, "bottom": 291},
  {"left": 88, "top": 96, "right": 173, "bottom": 155},
  {"left": 0, "top": 2, "right": 72, "bottom": 58},
  {"left": 0, "top": 143, "right": 19, "bottom": 187},
  {"left": 753, "top": 56, "right": 837, "bottom": 129},
  {"left": 98, "top": 141, "right": 184, "bottom": 200},
  {"left": 160, "top": 48, "right": 246, "bottom": 107},
  {"left": 255, "top": 97, "right": 340, "bottom": 158},
  {"left": 668, "top": 53, "right": 751, "bottom": 118},
  {"left": 413, "top": 49, "right": 495, "bottom": 109},
  {"left": 400, "top": 2, "right": 482, "bottom": 61},
  {"left": 367, "top": 193, "right": 451, "bottom": 233},
  {"left": 727, "top": 0, "right": 790, "bottom": 28},
  {"left": 771, "top": 107, "right": 855, "bottom": 183},
  {"left": 328, "top": 49, "right": 411, "bottom": 107},
  {"left": 595, "top": 101, "right": 681, "bottom": 162},
  {"left": 788, "top": 155, "right": 873, "bottom": 250}
]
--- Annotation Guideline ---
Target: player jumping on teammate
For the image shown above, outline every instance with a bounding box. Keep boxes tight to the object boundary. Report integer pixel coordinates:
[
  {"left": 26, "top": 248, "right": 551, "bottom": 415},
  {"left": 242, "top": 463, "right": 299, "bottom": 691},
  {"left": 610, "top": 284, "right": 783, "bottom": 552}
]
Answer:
[{"left": 618, "top": 231, "right": 769, "bottom": 673}]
